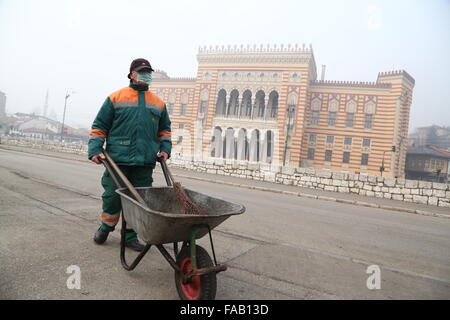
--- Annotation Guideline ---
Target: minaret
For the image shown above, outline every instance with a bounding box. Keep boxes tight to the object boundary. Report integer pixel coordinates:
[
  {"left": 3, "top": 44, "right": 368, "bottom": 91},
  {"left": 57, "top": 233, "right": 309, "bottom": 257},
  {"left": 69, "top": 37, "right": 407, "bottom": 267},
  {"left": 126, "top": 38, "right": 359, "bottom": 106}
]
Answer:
[{"left": 43, "top": 89, "right": 49, "bottom": 118}]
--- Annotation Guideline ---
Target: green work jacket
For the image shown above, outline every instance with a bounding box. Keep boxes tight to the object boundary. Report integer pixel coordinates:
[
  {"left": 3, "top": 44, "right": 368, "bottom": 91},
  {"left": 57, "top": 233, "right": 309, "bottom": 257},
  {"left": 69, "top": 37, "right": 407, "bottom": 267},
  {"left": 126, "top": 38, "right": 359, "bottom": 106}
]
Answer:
[{"left": 88, "top": 82, "right": 172, "bottom": 167}]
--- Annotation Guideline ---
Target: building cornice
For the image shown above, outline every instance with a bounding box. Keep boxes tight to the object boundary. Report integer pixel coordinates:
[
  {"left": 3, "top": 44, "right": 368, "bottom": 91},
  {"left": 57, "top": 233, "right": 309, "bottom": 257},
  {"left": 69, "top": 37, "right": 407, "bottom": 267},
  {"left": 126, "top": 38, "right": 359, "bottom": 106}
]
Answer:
[
  {"left": 197, "top": 44, "right": 316, "bottom": 75},
  {"left": 377, "top": 70, "right": 415, "bottom": 86},
  {"left": 310, "top": 80, "right": 392, "bottom": 89}
]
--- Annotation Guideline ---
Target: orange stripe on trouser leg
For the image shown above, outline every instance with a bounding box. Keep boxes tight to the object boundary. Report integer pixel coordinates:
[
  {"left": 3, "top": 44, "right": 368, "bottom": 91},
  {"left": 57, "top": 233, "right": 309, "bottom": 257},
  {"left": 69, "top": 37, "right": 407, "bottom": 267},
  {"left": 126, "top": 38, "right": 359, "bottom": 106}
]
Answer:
[
  {"left": 100, "top": 212, "right": 120, "bottom": 227},
  {"left": 158, "top": 131, "right": 171, "bottom": 136}
]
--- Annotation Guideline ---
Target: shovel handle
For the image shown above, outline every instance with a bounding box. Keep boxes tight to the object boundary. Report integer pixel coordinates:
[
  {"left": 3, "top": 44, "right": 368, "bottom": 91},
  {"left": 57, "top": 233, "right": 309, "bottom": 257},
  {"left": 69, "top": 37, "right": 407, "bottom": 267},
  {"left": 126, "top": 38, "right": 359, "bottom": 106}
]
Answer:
[{"left": 101, "top": 149, "right": 146, "bottom": 206}]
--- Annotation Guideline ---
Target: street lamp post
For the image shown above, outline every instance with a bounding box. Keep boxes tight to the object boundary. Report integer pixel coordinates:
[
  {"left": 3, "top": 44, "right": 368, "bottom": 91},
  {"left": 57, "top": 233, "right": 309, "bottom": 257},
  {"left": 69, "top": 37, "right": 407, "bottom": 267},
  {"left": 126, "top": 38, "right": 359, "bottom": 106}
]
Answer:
[
  {"left": 283, "top": 106, "right": 295, "bottom": 166},
  {"left": 380, "top": 146, "right": 396, "bottom": 177},
  {"left": 380, "top": 151, "right": 386, "bottom": 177},
  {"left": 60, "top": 90, "right": 73, "bottom": 142}
]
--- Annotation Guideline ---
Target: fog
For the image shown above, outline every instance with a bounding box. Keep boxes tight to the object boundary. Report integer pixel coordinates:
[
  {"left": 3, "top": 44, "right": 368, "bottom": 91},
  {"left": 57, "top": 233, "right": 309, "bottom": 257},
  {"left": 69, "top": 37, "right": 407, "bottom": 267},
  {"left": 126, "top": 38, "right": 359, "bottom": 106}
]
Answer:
[{"left": 0, "top": 0, "right": 449, "bottom": 130}]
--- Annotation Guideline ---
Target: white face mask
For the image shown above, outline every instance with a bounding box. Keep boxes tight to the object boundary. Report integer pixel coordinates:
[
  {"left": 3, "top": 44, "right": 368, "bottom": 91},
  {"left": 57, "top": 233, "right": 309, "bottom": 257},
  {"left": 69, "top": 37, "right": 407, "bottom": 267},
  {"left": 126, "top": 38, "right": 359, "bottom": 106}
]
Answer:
[{"left": 136, "top": 71, "right": 153, "bottom": 85}]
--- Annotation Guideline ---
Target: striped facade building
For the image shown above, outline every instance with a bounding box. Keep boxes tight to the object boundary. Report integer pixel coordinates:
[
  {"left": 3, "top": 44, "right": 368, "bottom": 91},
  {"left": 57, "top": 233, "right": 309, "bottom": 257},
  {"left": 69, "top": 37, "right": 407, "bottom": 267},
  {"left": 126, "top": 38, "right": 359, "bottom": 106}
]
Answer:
[{"left": 150, "top": 44, "right": 415, "bottom": 178}]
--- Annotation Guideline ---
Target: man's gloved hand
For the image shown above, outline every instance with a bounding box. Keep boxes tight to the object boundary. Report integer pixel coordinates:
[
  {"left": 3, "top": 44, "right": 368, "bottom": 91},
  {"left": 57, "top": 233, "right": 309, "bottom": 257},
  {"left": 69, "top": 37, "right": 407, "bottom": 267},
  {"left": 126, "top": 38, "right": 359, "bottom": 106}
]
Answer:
[
  {"left": 157, "top": 152, "right": 169, "bottom": 161},
  {"left": 91, "top": 154, "right": 106, "bottom": 165}
]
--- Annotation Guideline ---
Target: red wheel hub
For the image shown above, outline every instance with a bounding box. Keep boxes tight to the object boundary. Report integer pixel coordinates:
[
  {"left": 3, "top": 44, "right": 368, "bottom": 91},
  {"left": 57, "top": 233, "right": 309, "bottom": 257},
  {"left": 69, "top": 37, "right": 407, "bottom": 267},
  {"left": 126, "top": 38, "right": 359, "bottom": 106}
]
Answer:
[{"left": 180, "top": 257, "right": 201, "bottom": 300}]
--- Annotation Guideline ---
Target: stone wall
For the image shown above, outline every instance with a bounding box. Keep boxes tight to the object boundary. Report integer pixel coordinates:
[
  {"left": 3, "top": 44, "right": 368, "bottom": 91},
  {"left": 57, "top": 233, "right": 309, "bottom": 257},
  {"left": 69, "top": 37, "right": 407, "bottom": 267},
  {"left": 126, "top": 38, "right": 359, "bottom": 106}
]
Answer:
[
  {"left": 169, "top": 157, "right": 450, "bottom": 208},
  {"left": 1, "top": 137, "right": 449, "bottom": 207},
  {"left": 0, "top": 137, "right": 87, "bottom": 155}
]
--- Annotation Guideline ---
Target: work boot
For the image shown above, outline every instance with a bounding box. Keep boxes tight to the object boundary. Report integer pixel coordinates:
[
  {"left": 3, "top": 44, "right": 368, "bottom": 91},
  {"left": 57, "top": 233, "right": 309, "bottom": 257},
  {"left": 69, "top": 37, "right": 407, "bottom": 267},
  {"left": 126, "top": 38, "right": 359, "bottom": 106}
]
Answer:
[
  {"left": 94, "top": 227, "right": 110, "bottom": 244},
  {"left": 125, "top": 239, "right": 145, "bottom": 252}
]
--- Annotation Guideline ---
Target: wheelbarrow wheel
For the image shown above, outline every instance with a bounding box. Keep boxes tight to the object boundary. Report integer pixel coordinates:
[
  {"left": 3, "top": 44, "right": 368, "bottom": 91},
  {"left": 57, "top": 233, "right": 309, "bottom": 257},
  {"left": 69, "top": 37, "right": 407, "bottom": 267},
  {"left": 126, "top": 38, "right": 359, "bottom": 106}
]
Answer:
[{"left": 175, "top": 245, "right": 217, "bottom": 300}]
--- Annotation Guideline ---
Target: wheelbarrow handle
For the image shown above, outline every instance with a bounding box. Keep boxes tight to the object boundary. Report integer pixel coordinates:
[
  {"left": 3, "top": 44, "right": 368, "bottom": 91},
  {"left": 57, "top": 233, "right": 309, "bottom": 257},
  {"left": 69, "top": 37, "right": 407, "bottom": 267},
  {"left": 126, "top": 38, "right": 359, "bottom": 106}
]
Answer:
[
  {"left": 100, "top": 149, "right": 147, "bottom": 206},
  {"left": 157, "top": 157, "right": 173, "bottom": 187},
  {"left": 100, "top": 157, "right": 121, "bottom": 189}
]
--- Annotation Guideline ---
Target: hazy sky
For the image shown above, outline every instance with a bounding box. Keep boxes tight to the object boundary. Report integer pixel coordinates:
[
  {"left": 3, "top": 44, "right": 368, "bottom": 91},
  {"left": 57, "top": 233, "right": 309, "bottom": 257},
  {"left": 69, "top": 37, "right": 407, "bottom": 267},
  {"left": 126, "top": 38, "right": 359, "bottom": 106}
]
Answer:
[{"left": 0, "top": 0, "right": 449, "bottom": 131}]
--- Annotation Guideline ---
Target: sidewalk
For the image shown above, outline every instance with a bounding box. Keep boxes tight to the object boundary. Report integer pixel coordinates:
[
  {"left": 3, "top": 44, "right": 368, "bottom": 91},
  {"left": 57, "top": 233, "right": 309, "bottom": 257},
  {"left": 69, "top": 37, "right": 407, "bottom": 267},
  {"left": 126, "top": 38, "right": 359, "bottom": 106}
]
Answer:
[{"left": 1, "top": 144, "right": 449, "bottom": 219}]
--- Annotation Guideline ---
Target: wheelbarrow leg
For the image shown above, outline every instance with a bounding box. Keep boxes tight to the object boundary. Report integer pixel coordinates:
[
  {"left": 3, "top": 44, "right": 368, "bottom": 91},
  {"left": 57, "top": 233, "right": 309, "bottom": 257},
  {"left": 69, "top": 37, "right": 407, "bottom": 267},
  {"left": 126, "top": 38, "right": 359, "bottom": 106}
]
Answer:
[
  {"left": 173, "top": 242, "right": 179, "bottom": 256},
  {"left": 120, "top": 214, "right": 152, "bottom": 271}
]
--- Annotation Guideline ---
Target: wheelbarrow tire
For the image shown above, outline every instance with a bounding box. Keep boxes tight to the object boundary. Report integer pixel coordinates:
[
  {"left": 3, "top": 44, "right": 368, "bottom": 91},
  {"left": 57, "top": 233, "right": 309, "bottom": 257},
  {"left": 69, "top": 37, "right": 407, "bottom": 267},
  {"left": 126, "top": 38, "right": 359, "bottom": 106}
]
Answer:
[{"left": 175, "top": 245, "right": 217, "bottom": 300}]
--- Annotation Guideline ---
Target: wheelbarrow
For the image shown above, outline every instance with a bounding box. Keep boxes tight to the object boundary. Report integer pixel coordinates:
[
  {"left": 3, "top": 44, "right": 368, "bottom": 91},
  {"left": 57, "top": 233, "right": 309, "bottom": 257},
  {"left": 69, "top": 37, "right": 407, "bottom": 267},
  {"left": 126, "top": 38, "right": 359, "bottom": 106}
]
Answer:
[{"left": 100, "top": 152, "right": 245, "bottom": 300}]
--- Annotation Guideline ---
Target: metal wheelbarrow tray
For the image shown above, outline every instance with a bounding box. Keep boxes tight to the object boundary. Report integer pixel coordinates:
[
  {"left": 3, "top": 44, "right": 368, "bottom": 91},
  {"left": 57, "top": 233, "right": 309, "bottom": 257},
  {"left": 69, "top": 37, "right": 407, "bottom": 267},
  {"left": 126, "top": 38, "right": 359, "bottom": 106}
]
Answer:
[
  {"left": 117, "top": 186, "right": 245, "bottom": 245},
  {"left": 100, "top": 150, "right": 245, "bottom": 300}
]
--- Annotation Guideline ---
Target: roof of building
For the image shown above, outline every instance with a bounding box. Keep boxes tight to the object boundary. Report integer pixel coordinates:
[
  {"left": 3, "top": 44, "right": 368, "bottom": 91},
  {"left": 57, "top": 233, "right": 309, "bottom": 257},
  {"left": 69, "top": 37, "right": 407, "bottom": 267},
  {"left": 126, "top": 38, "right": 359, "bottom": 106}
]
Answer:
[
  {"left": 407, "top": 145, "right": 450, "bottom": 159},
  {"left": 430, "top": 146, "right": 450, "bottom": 158}
]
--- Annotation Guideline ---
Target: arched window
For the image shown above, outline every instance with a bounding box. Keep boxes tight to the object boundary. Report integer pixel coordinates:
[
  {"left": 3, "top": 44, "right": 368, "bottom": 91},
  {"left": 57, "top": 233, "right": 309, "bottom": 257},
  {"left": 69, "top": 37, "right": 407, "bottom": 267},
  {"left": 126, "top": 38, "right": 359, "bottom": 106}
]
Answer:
[
  {"left": 227, "top": 89, "right": 239, "bottom": 117},
  {"left": 168, "top": 92, "right": 176, "bottom": 115},
  {"left": 215, "top": 89, "right": 227, "bottom": 116},
  {"left": 267, "top": 91, "right": 279, "bottom": 119},
  {"left": 254, "top": 90, "right": 265, "bottom": 119},
  {"left": 240, "top": 90, "right": 252, "bottom": 118},
  {"left": 199, "top": 89, "right": 209, "bottom": 115},
  {"left": 180, "top": 92, "right": 188, "bottom": 116}
]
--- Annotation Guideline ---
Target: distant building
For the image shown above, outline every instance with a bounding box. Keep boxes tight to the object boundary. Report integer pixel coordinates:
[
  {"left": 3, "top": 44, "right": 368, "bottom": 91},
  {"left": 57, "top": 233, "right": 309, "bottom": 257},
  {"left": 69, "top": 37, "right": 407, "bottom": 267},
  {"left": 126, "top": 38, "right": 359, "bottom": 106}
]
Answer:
[
  {"left": 409, "top": 125, "right": 450, "bottom": 150},
  {"left": 405, "top": 145, "right": 450, "bottom": 182},
  {"left": 1, "top": 113, "right": 88, "bottom": 143},
  {"left": 150, "top": 44, "right": 415, "bottom": 177},
  {"left": 0, "top": 91, "right": 6, "bottom": 117}
]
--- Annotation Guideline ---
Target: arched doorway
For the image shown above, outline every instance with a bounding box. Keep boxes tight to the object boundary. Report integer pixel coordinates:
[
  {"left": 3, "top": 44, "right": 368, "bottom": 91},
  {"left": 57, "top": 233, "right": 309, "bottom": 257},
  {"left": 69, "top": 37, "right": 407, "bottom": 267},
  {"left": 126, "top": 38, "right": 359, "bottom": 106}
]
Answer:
[
  {"left": 224, "top": 127, "right": 235, "bottom": 159},
  {"left": 211, "top": 126, "right": 222, "bottom": 157},
  {"left": 237, "top": 128, "right": 248, "bottom": 161},
  {"left": 249, "top": 129, "right": 260, "bottom": 162}
]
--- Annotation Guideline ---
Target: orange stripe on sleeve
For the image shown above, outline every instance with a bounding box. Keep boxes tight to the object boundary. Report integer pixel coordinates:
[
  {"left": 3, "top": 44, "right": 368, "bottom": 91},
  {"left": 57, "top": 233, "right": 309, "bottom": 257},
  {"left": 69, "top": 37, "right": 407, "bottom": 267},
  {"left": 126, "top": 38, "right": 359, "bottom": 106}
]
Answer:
[{"left": 89, "top": 129, "right": 107, "bottom": 137}]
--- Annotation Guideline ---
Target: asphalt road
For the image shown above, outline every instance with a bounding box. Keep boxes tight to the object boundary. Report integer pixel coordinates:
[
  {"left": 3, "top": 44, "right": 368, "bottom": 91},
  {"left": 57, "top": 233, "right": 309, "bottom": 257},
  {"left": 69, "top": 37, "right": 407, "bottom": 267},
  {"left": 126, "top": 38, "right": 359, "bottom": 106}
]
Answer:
[{"left": 0, "top": 148, "right": 449, "bottom": 299}]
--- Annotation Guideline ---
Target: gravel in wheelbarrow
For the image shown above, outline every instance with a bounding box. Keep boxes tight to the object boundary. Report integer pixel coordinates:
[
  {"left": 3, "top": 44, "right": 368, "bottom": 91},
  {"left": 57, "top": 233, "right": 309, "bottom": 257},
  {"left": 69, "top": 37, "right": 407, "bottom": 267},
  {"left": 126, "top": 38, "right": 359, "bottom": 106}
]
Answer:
[{"left": 116, "top": 187, "right": 245, "bottom": 245}]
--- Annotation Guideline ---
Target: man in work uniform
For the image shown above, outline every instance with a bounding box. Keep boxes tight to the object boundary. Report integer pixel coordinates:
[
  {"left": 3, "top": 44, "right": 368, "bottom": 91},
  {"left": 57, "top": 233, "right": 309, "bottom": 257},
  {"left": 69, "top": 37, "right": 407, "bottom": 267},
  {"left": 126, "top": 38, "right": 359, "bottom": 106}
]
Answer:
[{"left": 88, "top": 58, "right": 172, "bottom": 251}]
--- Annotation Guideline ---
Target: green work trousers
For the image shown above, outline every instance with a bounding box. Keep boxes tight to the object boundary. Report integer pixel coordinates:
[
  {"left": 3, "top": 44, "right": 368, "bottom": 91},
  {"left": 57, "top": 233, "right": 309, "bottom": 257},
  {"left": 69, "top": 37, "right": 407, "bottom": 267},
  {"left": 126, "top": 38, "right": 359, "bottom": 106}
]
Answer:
[{"left": 100, "top": 165, "right": 153, "bottom": 242}]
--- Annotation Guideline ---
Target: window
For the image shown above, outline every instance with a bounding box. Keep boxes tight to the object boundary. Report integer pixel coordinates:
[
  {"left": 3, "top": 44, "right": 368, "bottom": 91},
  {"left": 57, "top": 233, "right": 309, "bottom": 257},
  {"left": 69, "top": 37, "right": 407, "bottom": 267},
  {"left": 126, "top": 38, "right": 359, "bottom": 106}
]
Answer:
[
  {"left": 418, "top": 159, "right": 423, "bottom": 168},
  {"left": 328, "top": 112, "right": 336, "bottom": 126},
  {"left": 362, "top": 138, "right": 371, "bottom": 147},
  {"left": 311, "top": 111, "right": 319, "bottom": 125},
  {"left": 309, "top": 134, "right": 317, "bottom": 142},
  {"left": 178, "top": 123, "right": 185, "bottom": 129},
  {"left": 168, "top": 103, "right": 174, "bottom": 115},
  {"left": 325, "top": 150, "right": 333, "bottom": 162},
  {"left": 361, "top": 153, "right": 369, "bottom": 165},
  {"left": 326, "top": 135, "right": 334, "bottom": 144},
  {"left": 343, "top": 151, "right": 351, "bottom": 164},
  {"left": 307, "top": 148, "right": 315, "bottom": 160},
  {"left": 180, "top": 104, "right": 187, "bottom": 116},
  {"left": 431, "top": 159, "right": 436, "bottom": 169},
  {"left": 344, "top": 137, "right": 352, "bottom": 145},
  {"left": 346, "top": 113, "right": 354, "bottom": 127},
  {"left": 267, "top": 131, "right": 273, "bottom": 158},
  {"left": 177, "top": 136, "right": 183, "bottom": 144},
  {"left": 200, "top": 101, "right": 208, "bottom": 114},
  {"left": 364, "top": 114, "right": 373, "bottom": 129},
  {"left": 287, "top": 105, "right": 296, "bottom": 129},
  {"left": 425, "top": 160, "right": 430, "bottom": 169}
]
